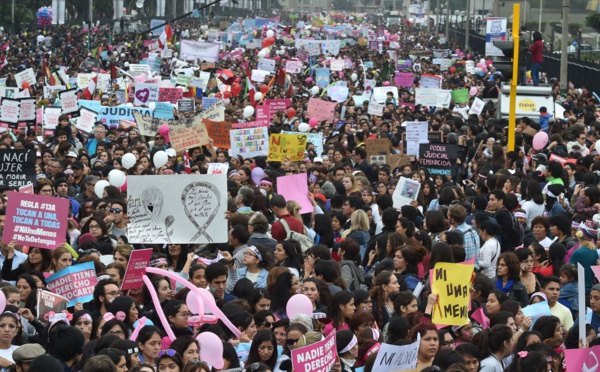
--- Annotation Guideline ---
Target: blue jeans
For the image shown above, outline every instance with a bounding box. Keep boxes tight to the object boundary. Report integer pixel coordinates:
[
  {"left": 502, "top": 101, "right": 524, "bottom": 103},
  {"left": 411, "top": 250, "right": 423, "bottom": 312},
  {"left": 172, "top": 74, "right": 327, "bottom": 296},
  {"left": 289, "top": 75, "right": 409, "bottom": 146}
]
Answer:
[{"left": 531, "top": 62, "right": 542, "bottom": 85}]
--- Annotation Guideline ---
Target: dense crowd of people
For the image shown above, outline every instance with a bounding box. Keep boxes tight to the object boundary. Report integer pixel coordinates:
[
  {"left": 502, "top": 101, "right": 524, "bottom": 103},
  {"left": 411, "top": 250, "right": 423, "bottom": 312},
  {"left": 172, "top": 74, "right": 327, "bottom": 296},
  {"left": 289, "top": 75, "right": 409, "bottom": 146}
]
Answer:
[{"left": 0, "top": 7, "right": 599, "bottom": 372}]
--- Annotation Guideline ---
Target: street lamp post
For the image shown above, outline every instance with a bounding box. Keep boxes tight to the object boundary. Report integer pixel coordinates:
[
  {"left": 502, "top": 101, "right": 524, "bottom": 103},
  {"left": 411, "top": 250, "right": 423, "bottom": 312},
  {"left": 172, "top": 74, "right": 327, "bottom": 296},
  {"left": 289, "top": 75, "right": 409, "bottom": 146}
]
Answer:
[{"left": 466, "top": 0, "right": 471, "bottom": 49}]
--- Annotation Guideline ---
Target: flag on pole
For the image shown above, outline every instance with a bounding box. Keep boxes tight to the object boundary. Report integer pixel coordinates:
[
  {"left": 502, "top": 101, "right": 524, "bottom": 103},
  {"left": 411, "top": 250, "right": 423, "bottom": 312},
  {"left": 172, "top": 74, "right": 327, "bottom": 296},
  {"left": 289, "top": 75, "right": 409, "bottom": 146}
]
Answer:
[
  {"left": 43, "top": 59, "right": 56, "bottom": 86},
  {"left": 158, "top": 24, "right": 173, "bottom": 50},
  {"left": 182, "top": 150, "right": 192, "bottom": 174},
  {"left": 110, "top": 62, "right": 118, "bottom": 81},
  {"left": 83, "top": 75, "right": 98, "bottom": 100},
  {"left": 242, "top": 63, "right": 256, "bottom": 105}
]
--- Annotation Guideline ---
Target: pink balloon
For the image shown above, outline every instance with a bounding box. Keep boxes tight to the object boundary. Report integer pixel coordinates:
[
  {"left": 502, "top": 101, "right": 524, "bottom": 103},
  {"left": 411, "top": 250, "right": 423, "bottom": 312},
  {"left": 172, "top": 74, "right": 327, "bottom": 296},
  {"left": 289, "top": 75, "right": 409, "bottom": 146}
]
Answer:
[
  {"left": 309, "top": 118, "right": 318, "bottom": 128},
  {"left": 186, "top": 290, "right": 204, "bottom": 315},
  {"left": 145, "top": 267, "right": 241, "bottom": 338},
  {"left": 305, "top": 77, "right": 313, "bottom": 84},
  {"left": 469, "top": 87, "right": 478, "bottom": 96},
  {"left": 118, "top": 178, "right": 127, "bottom": 192},
  {"left": 197, "top": 332, "right": 224, "bottom": 369},
  {"left": 142, "top": 275, "right": 177, "bottom": 341},
  {"left": 383, "top": 81, "right": 390, "bottom": 86},
  {"left": 532, "top": 132, "right": 549, "bottom": 150},
  {"left": 286, "top": 294, "right": 313, "bottom": 319},
  {"left": 339, "top": 72, "right": 344, "bottom": 79}
]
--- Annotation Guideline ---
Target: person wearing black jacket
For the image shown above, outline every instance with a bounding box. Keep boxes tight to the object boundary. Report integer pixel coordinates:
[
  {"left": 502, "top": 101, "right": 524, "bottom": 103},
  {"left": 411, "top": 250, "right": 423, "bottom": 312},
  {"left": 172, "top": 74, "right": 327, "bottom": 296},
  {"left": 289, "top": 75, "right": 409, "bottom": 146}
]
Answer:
[{"left": 488, "top": 190, "right": 515, "bottom": 252}]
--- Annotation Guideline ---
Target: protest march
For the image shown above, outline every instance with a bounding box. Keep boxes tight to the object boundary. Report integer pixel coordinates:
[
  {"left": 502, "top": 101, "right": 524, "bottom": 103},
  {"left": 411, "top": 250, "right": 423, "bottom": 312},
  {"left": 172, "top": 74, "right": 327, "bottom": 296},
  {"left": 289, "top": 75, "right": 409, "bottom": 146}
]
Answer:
[{"left": 0, "top": 3, "right": 599, "bottom": 372}]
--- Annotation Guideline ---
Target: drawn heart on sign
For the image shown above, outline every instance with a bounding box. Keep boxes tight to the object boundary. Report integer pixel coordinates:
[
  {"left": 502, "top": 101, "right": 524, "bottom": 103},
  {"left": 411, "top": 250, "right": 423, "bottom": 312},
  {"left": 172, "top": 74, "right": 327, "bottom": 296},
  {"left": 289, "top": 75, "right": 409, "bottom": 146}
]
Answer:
[
  {"left": 181, "top": 182, "right": 221, "bottom": 243},
  {"left": 135, "top": 88, "right": 150, "bottom": 103}
]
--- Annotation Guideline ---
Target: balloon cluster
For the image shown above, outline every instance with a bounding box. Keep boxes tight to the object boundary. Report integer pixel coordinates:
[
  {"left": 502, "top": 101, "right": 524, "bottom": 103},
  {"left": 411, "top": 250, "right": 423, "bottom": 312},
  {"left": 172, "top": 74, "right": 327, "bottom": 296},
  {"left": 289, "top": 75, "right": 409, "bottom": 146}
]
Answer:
[{"left": 36, "top": 6, "right": 53, "bottom": 27}]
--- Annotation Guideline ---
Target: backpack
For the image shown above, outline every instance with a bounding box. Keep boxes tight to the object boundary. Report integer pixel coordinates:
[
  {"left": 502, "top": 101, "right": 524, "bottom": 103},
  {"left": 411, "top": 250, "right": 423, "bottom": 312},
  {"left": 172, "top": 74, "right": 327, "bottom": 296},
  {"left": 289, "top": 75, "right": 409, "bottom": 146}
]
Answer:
[
  {"left": 278, "top": 218, "right": 313, "bottom": 253},
  {"left": 507, "top": 212, "right": 525, "bottom": 248},
  {"left": 340, "top": 261, "right": 367, "bottom": 291}
]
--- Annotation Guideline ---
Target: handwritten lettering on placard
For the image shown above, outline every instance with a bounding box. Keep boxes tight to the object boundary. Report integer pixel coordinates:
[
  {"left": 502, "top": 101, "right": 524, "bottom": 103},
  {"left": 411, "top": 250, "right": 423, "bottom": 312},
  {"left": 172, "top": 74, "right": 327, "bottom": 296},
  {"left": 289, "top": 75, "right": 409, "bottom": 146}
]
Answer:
[
  {"left": 431, "top": 262, "right": 474, "bottom": 325},
  {"left": 267, "top": 133, "right": 308, "bottom": 162}
]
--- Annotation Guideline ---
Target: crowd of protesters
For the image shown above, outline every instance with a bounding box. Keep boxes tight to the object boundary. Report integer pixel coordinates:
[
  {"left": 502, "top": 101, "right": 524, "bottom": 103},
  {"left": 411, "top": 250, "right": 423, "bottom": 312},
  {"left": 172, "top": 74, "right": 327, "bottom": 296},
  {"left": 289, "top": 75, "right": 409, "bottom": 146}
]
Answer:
[{"left": 0, "top": 6, "right": 598, "bottom": 372}]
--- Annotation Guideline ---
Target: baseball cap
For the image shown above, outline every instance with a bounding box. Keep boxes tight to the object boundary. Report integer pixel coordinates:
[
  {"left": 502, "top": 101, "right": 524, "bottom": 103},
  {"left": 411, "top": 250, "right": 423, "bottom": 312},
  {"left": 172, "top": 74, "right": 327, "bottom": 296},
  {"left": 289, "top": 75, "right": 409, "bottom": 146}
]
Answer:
[
  {"left": 166, "top": 148, "right": 177, "bottom": 158},
  {"left": 66, "top": 151, "right": 78, "bottom": 158},
  {"left": 313, "top": 157, "right": 323, "bottom": 164}
]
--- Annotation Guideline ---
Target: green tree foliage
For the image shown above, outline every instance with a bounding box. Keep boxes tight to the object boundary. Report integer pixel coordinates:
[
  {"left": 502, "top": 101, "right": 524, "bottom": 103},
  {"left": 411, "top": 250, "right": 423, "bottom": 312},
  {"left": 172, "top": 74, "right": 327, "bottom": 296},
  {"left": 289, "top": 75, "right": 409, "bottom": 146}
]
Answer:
[{"left": 587, "top": 13, "right": 600, "bottom": 34}]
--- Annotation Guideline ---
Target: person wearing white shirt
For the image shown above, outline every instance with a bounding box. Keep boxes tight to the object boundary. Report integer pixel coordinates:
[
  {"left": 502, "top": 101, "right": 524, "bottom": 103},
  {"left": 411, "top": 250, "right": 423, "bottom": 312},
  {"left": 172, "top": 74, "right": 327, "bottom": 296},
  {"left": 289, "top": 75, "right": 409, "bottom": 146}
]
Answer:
[{"left": 478, "top": 221, "right": 501, "bottom": 279}]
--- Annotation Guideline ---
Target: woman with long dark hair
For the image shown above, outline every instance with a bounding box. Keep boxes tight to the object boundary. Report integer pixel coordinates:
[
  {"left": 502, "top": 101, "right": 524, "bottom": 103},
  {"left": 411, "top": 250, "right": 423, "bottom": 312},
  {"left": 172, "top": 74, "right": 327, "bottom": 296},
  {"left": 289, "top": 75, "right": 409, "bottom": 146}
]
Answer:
[
  {"left": 370, "top": 271, "right": 400, "bottom": 328},
  {"left": 246, "top": 330, "right": 278, "bottom": 371},
  {"left": 521, "top": 181, "right": 544, "bottom": 228},
  {"left": 324, "top": 291, "right": 355, "bottom": 335},
  {"left": 313, "top": 214, "right": 335, "bottom": 248},
  {"left": 495, "top": 252, "right": 529, "bottom": 307}
]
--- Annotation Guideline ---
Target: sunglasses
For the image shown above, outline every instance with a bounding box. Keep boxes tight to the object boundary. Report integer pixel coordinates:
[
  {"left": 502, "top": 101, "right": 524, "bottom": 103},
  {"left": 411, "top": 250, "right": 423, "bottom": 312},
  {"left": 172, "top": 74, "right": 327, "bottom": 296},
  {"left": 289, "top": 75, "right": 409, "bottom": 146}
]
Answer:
[
  {"left": 155, "top": 136, "right": 164, "bottom": 140},
  {"left": 110, "top": 208, "right": 123, "bottom": 214},
  {"left": 286, "top": 338, "right": 299, "bottom": 345},
  {"left": 158, "top": 349, "right": 177, "bottom": 358},
  {"left": 286, "top": 170, "right": 298, "bottom": 174}
]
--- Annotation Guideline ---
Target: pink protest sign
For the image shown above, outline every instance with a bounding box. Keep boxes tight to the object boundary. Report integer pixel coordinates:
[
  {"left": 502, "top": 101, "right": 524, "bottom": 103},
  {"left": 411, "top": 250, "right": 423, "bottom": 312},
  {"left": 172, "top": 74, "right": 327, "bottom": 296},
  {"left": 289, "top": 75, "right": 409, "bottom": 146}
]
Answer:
[
  {"left": 255, "top": 105, "right": 270, "bottom": 126},
  {"left": 471, "top": 307, "right": 490, "bottom": 329},
  {"left": 592, "top": 265, "right": 600, "bottom": 281},
  {"left": 264, "top": 99, "right": 291, "bottom": 119},
  {"left": 291, "top": 329, "right": 336, "bottom": 372},
  {"left": 121, "top": 249, "right": 153, "bottom": 290},
  {"left": 3, "top": 192, "right": 69, "bottom": 249},
  {"left": 158, "top": 88, "right": 183, "bottom": 104},
  {"left": 276, "top": 173, "right": 314, "bottom": 214},
  {"left": 398, "top": 102, "right": 416, "bottom": 111},
  {"left": 565, "top": 346, "right": 600, "bottom": 372},
  {"left": 307, "top": 98, "right": 337, "bottom": 122},
  {"left": 46, "top": 261, "right": 98, "bottom": 307},
  {"left": 395, "top": 72, "right": 414, "bottom": 88}
]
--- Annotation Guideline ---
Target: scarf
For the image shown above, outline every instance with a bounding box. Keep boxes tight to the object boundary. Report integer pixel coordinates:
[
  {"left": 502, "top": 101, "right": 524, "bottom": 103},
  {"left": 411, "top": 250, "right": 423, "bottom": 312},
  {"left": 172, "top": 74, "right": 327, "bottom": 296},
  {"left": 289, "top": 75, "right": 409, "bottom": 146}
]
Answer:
[{"left": 495, "top": 278, "right": 515, "bottom": 293}]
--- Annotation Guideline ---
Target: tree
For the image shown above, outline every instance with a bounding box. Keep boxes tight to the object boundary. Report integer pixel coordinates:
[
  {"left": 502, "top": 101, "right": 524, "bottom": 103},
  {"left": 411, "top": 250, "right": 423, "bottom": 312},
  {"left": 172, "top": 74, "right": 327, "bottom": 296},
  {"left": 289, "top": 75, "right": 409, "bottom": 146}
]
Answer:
[{"left": 586, "top": 13, "right": 600, "bottom": 34}]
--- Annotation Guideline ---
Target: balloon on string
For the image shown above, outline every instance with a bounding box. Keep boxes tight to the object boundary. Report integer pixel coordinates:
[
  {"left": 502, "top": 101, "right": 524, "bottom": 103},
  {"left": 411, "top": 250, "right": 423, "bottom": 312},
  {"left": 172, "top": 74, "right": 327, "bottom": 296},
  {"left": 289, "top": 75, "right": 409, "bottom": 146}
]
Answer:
[
  {"left": 94, "top": 180, "right": 110, "bottom": 199},
  {"left": 0, "top": 290, "right": 6, "bottom": 313},
  {"left": 298, "top": 123, "right": 310, "bottom": 133},
  {"left": 254, "top": 92, "right": 263, "bottom": 101},
  {"left": 121, "top": 153, "right": 136, "bottom": 169},
  {"left": 310, "top": 86, "right": 319, "bottom": 96},
  {"left": 197, "top": 332, "right": 224, "bottom": 369},
  {"left": 532, "top": 132, "right": 549, "bottom": 150},
  {"left": 266, "top": 30, "right": 274, "bottom": 38},
  {"left": 231, "top": 83, "right": 242, "bottom": 96},
  {"left": 251, "top": 167, "right": 265, "bottom": 184},
  {"left": 595, "top": 139, "right": 600, "bottom": 153},
  {"left": 159, "top": 124, "right": 170, "bottom": 144},
  {"left": 243, "top": 106, "right": 255, "bottom": 118},
  {"left": 153, "top": 151, "right": 168, "bottom": 168},
  {"left": 260, "top": 84, "right": 269, "bottom": 94},
  {"left": 309, "top": 118, "right": 318, "bottom": 128},
  {"left": 108, "top": 170, "right": 126, "bottom": 188},
  {"left": 286, "top": 294, "right": 313, "bottom": 318},
  {"left": 469, "top": 87, "right": 478, "bottom": 96},
  {"left": 287, "top": 107, "right": 296, "bottom": 119},
  {"left": 351, "top": 73, "right": 358, "bottom": 81}
]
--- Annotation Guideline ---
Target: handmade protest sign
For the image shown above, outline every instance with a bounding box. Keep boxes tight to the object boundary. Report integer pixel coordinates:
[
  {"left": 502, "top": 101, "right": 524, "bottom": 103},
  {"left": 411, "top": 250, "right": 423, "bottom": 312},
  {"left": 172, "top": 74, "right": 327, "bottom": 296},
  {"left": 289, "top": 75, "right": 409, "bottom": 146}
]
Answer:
[
  {"left": 19, "top": 98, "right": 36, "bottom": 122},
  {"left": 36, "top": 289, "right": 69, "bottom": 324},
  {"left": 277, "top": 174, "right": 314, "bottom": 214},
  {"left": 264, "top": 99, "right": 291, "bottom": 119},
  {"left": 267, "top": 133, "right": 308, "bottom": 162},
  {"left": 59, "top": 89, "right": 79, "bottom": 115},
  {"left": 291, "top": 329, "right": 336, "bottom": 372},
  {"left": 393, "top": 177, "right": 421, "bottom": 209},
  {"left": 468, "top": 98, "right": 485, "bottom": 115},
  {"left": 565, "top": 345, "right": 600, "bottom": 372},
  {"left": 134, "top": 83, "right": 160, "bottom": 106},
  {"left": 431, "top": 262, "right": 475, "bottom": 325},
  {"left": 257, "top": 58, "right": 276, "bottom": 73},
  {"left": 158, "top": 87, "right": 184, "bottom": 104},
  {"left": 395, "top": 72, "right": 414, "bottom": 88},
  {"left": 127, "top": 174, "right": 228, "bottom": 244},
  {"left": 306, "top": 98, "right": 337, "bottom": 122},
  {"left": 14, "top": 68, "right": 36, "bottom": 88},
  {"left": 415, "top": 88, "right": 438, "bottom": 106},
  {"left": 0, "top": 98, "right": 20, "bottom": 124},
  {"left": 521, "top": 301, "right": 552, "bottom": 329},
  {"left": 121, "top": 249, "right": 153, "bottom": 290},
  {"left": 315, "top": 68, "right": 330, "bottom": 89},
  {"left": 75, "top": 107, "right": 98, "bottom": 134},
  {"left": 2, "top": 192, "right": 69, "bottom": 249},
  {"left": 170, "top": 122, "right": 210, "bottom": 151},
  {"left": 46, "top": 262, "right": 97, "bottom": 307},
  {"left": 129, "top": 64, "right": 152, "bottom": 78},
  {"left": 420, "top": 74, "right": 442, "bottom": 89},
  {"left": 255, "top": 105, "right": 270, "bottom": 126},
  {"left": 372, "top": 87, "right": 399, "bottom": 103},
  {"left": 179, "top": 40, "right": 220, "bottom": 62},
  {"left": 366, "top": 138, "right": 390, "bottom": 161},
  {"left": 451, "top": 89, "right": 470, "bottom": 104},
  {"left": 368, "top": 102, "right": 384, "bottom": 116},
  {"left": 43, "top": 107, "right": 62, "bottom": 131},
  {"left": 0, "top": 149, "right": 36, "bottom": 188},
  {"left": 202, "top": 97, "right": 219, "bottom": 109},
  {"left": 177, "top": 99, "right": 195, "bottom": 113},
  {"left": 203, "top": 119, "right": 237, "bottom": 149},
  {"left": 229, "top": 127, "right": 269, "bottom": 158},
  {"left": 419, "top": 143, "right": 457, "bottom": 176},
  {"left": 286, "top": 61, "right": 303, "bottom": 74},
  {"left": 207, "top": 163, "right": 229, "bottom": 174},
  {"left": 330, "top": 59, "right": 344, "bottom": 71},
  {"left": 404, "top": 121, "right": 428, "bottom": 156},
  {"left": 372, "top": 338, "right": 419, "bottom": 372},
  {"left": 282, "top": 132, "right": 324, "bottom": 158}
]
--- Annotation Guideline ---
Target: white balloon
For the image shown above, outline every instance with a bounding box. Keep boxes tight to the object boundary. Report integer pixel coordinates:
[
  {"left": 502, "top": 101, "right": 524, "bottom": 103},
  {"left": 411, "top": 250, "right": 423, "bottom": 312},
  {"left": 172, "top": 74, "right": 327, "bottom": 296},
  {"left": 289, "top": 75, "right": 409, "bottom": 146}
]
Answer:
[
  {"left": 243, "top": 106, "right": 255, "bottom": 118},
  {"left": 298, "top": 123, "right": 310, "bottom": 133},
  {"left": 258, "top": 50, "right": 267, "bottom": 58},
  {"left": 266, "top": 30, "right": 274, "bottom": 38},
  {"left": 595, "top": 139, "right": 600, "bottom": 154},
  {"left": 254, "top": 92, "right": 263, "bottom": 101},
  {"left": 94, "top": 180, "right": 110, "bottom": 199},
  {"left": 153, "top": 151, "right": 169, "bottom": 168},
  {"left": 108, "top": 169, "right": 126, "bottom": 187},
  {"left": 121, "top": 153, "right": 136, "bottom": 169},
  {"left": 310, "top": 86, "right": 319, "bottom": 96},
  {"left": 351, "top": 73, "right": 358, "bottom": 82}
]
